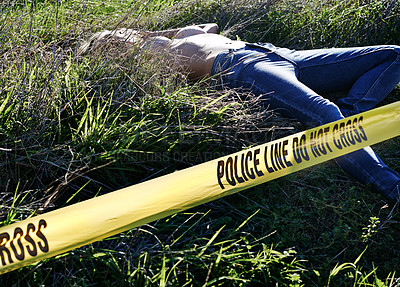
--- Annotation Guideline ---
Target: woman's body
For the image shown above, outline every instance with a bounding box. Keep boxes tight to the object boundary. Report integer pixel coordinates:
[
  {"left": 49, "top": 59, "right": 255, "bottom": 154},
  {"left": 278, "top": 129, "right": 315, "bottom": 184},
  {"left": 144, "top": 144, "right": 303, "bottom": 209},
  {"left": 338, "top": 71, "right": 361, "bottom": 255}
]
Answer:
[{"left": 82, "top": 23, "right": 400, "bottom": 201}]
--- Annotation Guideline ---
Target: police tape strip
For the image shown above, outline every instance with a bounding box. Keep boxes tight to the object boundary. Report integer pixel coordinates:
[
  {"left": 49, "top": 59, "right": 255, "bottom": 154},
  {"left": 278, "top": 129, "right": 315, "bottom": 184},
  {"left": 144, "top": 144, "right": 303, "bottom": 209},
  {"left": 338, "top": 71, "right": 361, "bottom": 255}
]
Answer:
[{"left": 0, "top": 101, "right": 400, "bottom": 275}]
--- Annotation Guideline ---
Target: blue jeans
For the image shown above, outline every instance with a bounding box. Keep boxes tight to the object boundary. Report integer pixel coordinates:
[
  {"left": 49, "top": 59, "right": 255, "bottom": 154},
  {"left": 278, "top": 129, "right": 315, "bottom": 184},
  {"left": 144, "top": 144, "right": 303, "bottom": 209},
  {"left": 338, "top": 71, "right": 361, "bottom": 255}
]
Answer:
[{"left": 211, "top": 43, "right": 400, "bottom": 201}]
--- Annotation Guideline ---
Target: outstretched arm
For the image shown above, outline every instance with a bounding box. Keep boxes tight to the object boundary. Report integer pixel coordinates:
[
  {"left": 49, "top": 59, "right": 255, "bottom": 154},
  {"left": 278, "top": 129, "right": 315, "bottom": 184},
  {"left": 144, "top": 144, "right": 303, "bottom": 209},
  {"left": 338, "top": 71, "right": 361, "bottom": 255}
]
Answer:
[
  {"left": 78, "top": 23, "right": 219, "bottom": 55},
  {"left": 147, "top": 23, "right": 219, "bottom": 38}
]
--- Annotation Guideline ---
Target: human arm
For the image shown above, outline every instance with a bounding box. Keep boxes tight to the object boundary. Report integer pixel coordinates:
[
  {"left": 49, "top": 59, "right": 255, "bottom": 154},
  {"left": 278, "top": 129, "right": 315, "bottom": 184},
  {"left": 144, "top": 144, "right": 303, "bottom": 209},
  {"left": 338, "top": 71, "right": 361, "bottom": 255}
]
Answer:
[
  {"left": 146, "top": 23, "right": 219, "bottom": 38},
  {"left": 195, "top": 23, "right": 219, "bottom": 34}
]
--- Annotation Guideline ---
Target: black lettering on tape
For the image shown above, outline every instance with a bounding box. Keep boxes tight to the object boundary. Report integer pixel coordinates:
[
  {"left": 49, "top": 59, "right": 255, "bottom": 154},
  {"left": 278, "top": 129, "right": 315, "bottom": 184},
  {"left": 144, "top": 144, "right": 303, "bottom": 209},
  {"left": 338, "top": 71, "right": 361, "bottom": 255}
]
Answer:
[
  {"left": 333, "top": 123, "right": 342, "bottom": 149},
  {"left": 300, "top": 134, "right": 309, "bottom": 161},
  {"left": 0, "top": 220, "right": 50, "bottom": 267},
  {"left": 226, "top": 157, "right": 236, "bottom": 186},
  {"left": 292, "top": 136, "right": 302, "bottom": 164},
  {"left": 345, "top": 119, "right": 356, "bottom": 145},
  {"left": 10, "top": 228, "right": 24, "bottom": 261},
  {"left": 358, "top": 116, "right": 368, "bottom": 141},
  {"left": 0, "top": 233, "right": 13, "bottom": 266},
  {"left": 253, "top": 148, "right": 264, "bottom": 177},
  {"left": 25, "top": 224, "right": 37, "bottom": 257},
  {"left": 217, "top": 160, "right": 225, "bottom": 189},
  {"left": 37, "top": 220, "right": 49, "bottom": 253},
  {"left": 310, "top": 131, "right": 321, "bottom": 157},
  {"left": 273, "top": 142, "right": 285, "bottom": 169},
  {"left": 282, "top": 140, "right": 293, "bottom": 167},
  {"left": 234, "top": 155, "right": 245, "bottom": 184},
  {"left": 339, "top": 122, "right": 350, "bottom": 148},
  {"left": 353, "top": 118, "right": 362, "bottom": 143},
  {"left": 245, "top": 151, "right": 255, "bottom": 179},
  {"left": 317, "top": 129, "right": 327, "bottom": 155},
  {"left": 293, "top": 134, "right": 309, "bottom": 163}
]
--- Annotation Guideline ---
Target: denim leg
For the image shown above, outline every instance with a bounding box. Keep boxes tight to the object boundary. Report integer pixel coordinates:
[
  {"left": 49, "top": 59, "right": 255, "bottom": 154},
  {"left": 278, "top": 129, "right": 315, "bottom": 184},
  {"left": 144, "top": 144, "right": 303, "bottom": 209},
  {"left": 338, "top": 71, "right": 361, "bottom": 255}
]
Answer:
[
  {"left": 223, "top": 49, "right": 345, "bottom": 126},
  {"left": 335, "top": 148, "right": 400, "bottom": 201},
  {"left": 276, "top": 45, "right": 400, "bottom": 199},
  {"left": 277, "top": 45, "right": 400, "bottom": 116},
  {"left": 218, "top": 46, "right": 400, "bottom": 200}
]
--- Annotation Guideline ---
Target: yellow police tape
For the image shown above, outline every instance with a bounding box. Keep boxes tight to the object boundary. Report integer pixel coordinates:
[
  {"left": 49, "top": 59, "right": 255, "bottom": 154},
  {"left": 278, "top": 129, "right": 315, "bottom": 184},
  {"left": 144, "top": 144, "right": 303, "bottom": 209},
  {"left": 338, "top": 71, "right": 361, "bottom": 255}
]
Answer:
[{"left": 0, "top": 101, "right": 400, "bottom": 274}]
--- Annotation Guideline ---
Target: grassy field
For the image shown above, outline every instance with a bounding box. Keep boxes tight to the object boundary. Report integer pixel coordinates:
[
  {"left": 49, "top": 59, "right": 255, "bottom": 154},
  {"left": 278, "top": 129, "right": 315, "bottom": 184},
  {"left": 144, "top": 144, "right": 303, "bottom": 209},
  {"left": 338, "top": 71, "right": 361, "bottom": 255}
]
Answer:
[{"left": 1, "top": 0, "right": 400, "bottom": 285}]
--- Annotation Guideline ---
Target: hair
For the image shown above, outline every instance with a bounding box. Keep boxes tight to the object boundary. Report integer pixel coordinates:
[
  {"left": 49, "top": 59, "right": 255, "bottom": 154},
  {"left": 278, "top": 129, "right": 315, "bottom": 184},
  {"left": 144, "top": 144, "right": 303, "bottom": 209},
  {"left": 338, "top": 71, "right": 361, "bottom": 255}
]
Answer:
[{"left": 78, "top": 28, "right": 144, "bottom": 55}]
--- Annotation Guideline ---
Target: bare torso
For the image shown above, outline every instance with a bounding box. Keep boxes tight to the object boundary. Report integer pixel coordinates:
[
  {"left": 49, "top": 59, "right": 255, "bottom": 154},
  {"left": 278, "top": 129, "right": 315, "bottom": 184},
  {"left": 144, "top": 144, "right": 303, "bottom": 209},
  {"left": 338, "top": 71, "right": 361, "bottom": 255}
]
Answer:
[
  {"left": 167, "top": 34, "right": 246, "bottom": 80},
  {"left": 83, "top": 25, "right": 246, "bottom": 80}
]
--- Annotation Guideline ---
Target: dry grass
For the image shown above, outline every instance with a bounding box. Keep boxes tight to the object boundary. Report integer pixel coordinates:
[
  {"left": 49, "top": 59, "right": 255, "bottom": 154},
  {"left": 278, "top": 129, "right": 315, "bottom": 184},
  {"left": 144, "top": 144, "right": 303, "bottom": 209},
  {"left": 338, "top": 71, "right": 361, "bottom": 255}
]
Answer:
[{"left": 1, "top": 0, "right": 400, "bottom": 285}]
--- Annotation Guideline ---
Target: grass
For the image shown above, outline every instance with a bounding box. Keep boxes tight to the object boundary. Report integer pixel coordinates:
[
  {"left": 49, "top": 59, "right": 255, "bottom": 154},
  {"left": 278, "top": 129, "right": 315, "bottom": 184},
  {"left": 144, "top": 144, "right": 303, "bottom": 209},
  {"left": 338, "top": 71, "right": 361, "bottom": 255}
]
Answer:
[{"left": 1, "top": 0, "right": 400, "bottom": 285}]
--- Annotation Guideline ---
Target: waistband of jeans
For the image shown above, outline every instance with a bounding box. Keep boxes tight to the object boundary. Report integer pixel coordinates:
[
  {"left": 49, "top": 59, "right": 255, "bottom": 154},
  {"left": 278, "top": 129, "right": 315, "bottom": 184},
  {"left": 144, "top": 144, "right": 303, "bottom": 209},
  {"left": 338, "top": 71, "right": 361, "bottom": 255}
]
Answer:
[
  {"left": 245, "top": 42, "right": 277, "bottom": 52},
  {"left": 211, "top": 42, "right": 278, "bottom": 76},
  {"left": 211, "top": 50, "right": 234, "bottom": 76}
]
